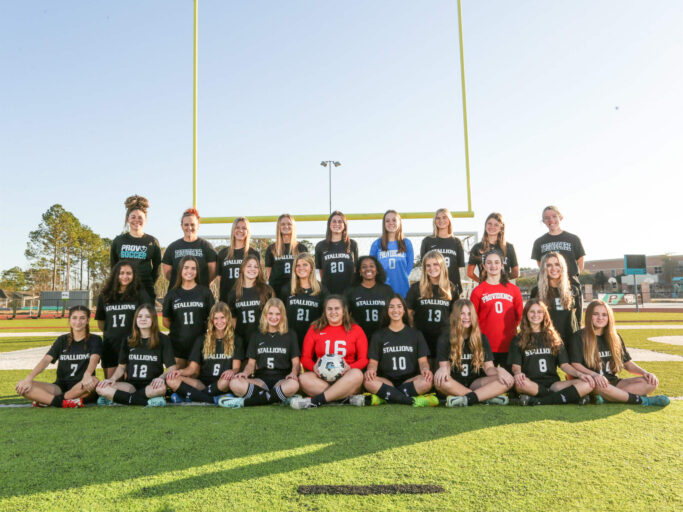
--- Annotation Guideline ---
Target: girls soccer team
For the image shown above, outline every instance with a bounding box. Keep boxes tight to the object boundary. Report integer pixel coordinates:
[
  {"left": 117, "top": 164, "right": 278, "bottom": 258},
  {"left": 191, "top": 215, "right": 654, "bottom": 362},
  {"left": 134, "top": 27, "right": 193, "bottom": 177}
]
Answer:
[{"left": 16, "top": 197, "right": 669, "bottom": 408}]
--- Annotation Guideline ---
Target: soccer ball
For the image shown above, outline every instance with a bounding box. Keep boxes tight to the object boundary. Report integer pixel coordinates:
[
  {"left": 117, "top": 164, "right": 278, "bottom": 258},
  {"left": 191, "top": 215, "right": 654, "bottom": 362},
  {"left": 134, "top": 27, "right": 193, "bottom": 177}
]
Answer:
[{"left": 315, "top": 354, "right": 345, "bottom": 382}]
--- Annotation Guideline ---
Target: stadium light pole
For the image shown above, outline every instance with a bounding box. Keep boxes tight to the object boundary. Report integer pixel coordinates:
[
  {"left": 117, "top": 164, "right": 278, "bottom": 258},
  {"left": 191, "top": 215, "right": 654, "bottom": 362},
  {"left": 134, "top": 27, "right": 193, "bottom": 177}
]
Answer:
[{"left": 320, "top": 161, "right": 342, "bottom": 214}]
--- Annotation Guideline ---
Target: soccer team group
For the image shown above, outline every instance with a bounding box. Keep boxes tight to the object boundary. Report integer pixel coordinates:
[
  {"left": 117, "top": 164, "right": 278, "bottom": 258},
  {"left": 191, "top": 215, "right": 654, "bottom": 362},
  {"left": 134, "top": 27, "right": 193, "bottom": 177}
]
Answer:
[{"left": 15, "top": 195, "right": 670, "bottom": 409}]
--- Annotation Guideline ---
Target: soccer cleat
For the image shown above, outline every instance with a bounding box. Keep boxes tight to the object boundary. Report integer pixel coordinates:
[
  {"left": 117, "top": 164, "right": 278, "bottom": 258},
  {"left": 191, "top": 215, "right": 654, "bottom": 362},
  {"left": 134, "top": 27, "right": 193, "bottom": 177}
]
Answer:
[
  {"left": 518, "top": 394, "right": 532, "bottom": 406},
  {"left": 578, "top": 395, "right": 590, "bottom": 406},
  {"left": 446, "top": 395, "right": 468, "bottom": 407},
  {"left": 97, "top": 396, "right": 113, "bottom": 406},
  {"left": 170, "top": 393, "right": 183, "bottom": 404},
  {"left": 641, "top": 395, "right": 670, "bottom": 407},
  {"left": 32, "top": 401, "right": 48, "bottom": 408},
  {"left": 146, "top": 397, "right": 166, "bottom": 407},
  {"left": 281, "top": 394, "right": 301, "bottom": 407},
  {"left": 62, "top": 398, "right": 84, "bottom": 408},
  {"left": 412, "top": 394, "right": 440, "bottom": 407},
  {"left": 484, "top": 395, "right": 509, "bottom": 406},
  {"left": 289, "top": 397, "right": 316, "bottom": 409},
  {"left": 349, "top": 394, "right": 366, "bottom": 407},
  {"left": 217, "top": 396, "right": 245, "bottom": 409},
  {"left": 593, "top": 395, "right": 604, "bottom": 405}
]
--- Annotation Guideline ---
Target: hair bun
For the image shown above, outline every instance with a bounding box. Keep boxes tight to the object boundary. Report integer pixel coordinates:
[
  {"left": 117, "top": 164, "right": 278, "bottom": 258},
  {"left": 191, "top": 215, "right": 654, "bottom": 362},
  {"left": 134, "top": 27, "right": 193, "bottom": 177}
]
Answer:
[{"left": 125, "top": 195, "right": 150, "bottom": 212}]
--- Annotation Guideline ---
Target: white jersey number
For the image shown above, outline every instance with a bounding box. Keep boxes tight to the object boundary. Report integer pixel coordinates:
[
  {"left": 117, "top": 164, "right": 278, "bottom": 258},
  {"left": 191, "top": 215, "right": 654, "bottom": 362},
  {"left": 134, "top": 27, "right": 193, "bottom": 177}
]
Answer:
[{"left": 324, "top": 339, "right": 347, "bottom": 357}]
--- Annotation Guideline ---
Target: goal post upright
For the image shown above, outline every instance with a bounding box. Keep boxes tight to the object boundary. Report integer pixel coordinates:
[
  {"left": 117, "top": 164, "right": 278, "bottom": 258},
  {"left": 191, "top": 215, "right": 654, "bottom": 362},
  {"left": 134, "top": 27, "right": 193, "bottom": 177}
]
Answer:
[{"left": 192, "top": 0, "right": 474, "bottom": 224}]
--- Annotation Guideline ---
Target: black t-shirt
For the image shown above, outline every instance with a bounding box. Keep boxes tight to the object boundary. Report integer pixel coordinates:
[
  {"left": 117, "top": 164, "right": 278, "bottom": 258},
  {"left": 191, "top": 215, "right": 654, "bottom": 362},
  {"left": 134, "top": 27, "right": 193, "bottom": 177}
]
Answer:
[
  {"left": 162, "top": 285, "right": 215, "bottom": 349},
  {"left": 405, "top": 282, "right": 454, "bottom": 352},
  {"left": 420, "top": 236, "right": 465, "bottom": 293},
  {"left": 227, "top": 286, "right": 272, "bottom": 344},
  {"left": 119, "top": 333, "right": 175, "bottom": 384},
  {"left": 265, "top": 242, "right": 308, "bottom": 298},
  {"left": 189, "top": 335, "right": 243, "bottom": 382},
  {"left": 217, "top": 246, "right": 260, "bottom": 302},
  {"left": 162, "top": 237, "right": 217, "bottom": 288},
  {"left": 283, "top": 287, "right": 327, "bottom": 347},
  {"left": 345, "top": 283, "right": 395, "bottom": 341},
  {"left": 531, "top": 231, "right": 585, "bottom": 278},
  {"left": 436, "top": 332, "right": 494, "bottom": 385},
  {"left": 508, "top": 333, "right": 569, "bottom": 381},
  {"left": 468, "top": 241, "right": 518, "bottom": 279},
  {"left": 368, "top": 326, "right": 429, "bottom": 381},
  {"left": 246, "top": 330, "right": 300, "bottom": 379},
  {"left": 315, "top": 239, "right": 359, "bottom": 295},
  {"left": 568, "top": 330, "right": 631, "bottom": 377},
  {"left": 530, "top": 285, "right": 580, "bottom": 343},
  {"left": 110, "top": 233, "right": 161, "bottom": 294},
  {"left": 47, "top": 334, "right": 102, "bottom": 384},
  {"left": 95, "top": 290, "right": 151, "bottom": 344}
]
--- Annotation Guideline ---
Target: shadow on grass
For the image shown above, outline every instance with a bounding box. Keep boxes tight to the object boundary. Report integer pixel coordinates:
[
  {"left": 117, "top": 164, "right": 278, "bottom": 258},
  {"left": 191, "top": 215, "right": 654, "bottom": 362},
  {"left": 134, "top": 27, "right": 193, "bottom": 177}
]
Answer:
[{"left": 0, "top": 402, "right": 670, "bottom": 500}]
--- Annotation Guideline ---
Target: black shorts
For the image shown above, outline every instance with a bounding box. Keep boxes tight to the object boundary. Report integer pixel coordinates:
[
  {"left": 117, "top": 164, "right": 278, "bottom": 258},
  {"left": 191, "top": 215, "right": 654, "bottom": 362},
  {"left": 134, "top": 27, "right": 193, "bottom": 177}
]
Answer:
[
  {"left": 493, "top": 352, "right": 510, "bottom": 371},
  {"left": 55, "top": 380, "right": 78, "bottom": 393},
  {"left": 606, "top": 374, "right": 621, "bottom": 386},
  {"left": 101, "top": 338, "right": 123, "bottom": 368},
  {"left": 534, "top": 375, "right": 561, "bottom": 393},
  {"left": 200, "top": 379, "right": 222, "bottom": 396},
  {"left": 125, "top": 379, "right": 152, "bottom": 391},
  {"left": 171, "top": 338, "right": 192, "bottom": 360},
  {"left": 379, "top": 374, "right": 414, "bottom": 389},
  {"left": 255, "top": 373, "right": 288, "bottom": 390}
]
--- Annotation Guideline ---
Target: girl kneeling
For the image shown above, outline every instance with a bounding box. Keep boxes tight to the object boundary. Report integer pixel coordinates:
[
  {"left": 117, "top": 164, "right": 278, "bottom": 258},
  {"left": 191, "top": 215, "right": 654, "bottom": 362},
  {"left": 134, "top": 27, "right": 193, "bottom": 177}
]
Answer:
[
  {"left": 96, "top": 304, "right": 175, "bottom": 406},
  {"left": 509, "top": 299, "right": 593, "bottom": 405},
  {"left": 434, "top": 299, "right": 513, "bottom": 407}
]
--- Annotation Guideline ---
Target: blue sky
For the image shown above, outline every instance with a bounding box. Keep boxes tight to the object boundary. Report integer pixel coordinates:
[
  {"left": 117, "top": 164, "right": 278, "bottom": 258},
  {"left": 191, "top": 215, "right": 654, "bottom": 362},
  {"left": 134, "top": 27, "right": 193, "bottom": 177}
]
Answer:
[{"left": 1, "top": 0, "right": 681, "bottom": 272}]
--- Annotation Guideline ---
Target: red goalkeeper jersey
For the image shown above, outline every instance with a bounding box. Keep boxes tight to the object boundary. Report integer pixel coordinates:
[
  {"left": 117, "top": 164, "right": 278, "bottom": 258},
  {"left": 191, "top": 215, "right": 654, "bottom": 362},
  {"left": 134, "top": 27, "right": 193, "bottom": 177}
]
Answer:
[
  {"left": 301, "top": 323, "right": 368, "bottom": 371},
  {"left": 470, "top": 281, "right": 523, "bottom": 353}
]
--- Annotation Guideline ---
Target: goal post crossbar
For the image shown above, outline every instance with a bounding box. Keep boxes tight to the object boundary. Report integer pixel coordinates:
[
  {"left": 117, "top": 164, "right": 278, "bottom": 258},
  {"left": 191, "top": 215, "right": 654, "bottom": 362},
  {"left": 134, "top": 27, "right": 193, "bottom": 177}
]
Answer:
[{"left": 201, "top": 211, "right": 475, "bottom": 224}]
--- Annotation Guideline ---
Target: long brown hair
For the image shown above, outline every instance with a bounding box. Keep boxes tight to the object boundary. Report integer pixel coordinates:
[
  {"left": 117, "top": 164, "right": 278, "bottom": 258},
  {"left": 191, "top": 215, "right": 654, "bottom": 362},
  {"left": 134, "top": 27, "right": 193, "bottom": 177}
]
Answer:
[
  {"left": 235, "top": 254, "right": 274, "bottom": 305},
  {"left": 479, "top": 249, "right": 510, "bottom": 286},
  {"left": 173, "top": 256, "right": 200, "bottom": 289},
  {"left": 312, "top": 295, "right": 355, "bottom": 332},
  {"left": 272, "top": 214, "right": 301, "bottom": 258},
  {"left": 581, "top": 300, "right": 624, "bottom": 373},
  {"left": 101, "top": 261, "right": 141, "bottom": 303},
  {"left": 480, "top": 212, "right": 507, "bottom": 257},
  {"left": 418, "top": 250, "right": 452, "bottom": 300},
  {"left": 67, "top": 305, "right": 91, "bottom": 350},
  {"left": 448, "top": 299, "right": 484, "bottom": 373},
  {"left": 324, "top": 210, "right": 352, "bottom": 253},
  {"left": 128, "top": 304, "right": 160, "bottom": 349},
  {"left": 380, "top": 210, "right": 407, "bottom": 253},
  {"left": 518, "top": 299, "right": 563, "bottom": 355},
  {"left": 227, "top": 217, "right": 252, "bottom": 259},
  {"left": 203, "top": 302, "right": 235, "bottom": 357}
]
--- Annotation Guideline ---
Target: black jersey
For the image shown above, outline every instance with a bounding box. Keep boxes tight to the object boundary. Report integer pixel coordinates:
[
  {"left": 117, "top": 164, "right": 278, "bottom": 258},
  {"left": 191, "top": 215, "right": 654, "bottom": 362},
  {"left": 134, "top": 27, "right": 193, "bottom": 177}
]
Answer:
[
  {"left": 189, "top": 335, "right": 243, "bottom": 382},
  {"left": 568, "top": 330, "right": 631, "bottom": 377},
  {"left": 345, "top": 283, "right": 395, "bottom": 341},
  {"left": 531, "top": 231, "right": 585, "bottom": 279},
  {"left": 246, "top": 331, "right": 300, "bottom": 378},
  {"left": 47, "top": 334, "right": 102, "bottom": 384},
  {"left": 508, "top": 333, "right": 569, "bottom": 381},
  {"left": 468, "top": 241, "right": 518, "bottom": 280},
  {"left": 436, "top": 332, "right": 494, "bottom": 386},
  {"left": 110, "top": 232, "right": 161, "bottom": 297},
  {"left": 217, "top": 246, "right": 260, "bottom": 302},
  {"left": 265, "top": 242, "right": 308, "bottom": 299},
  {"left": 227, "top": 285, "right": 272, "bottom": 344},
  {"left": 119, "top": 333, "right": 175, "bottom": 384},
  {"left": 368, "top": 326, "right": 429, "bottom": 381},
  {"left": 406, "top": 282, "right": 454, "bottom": 353},
  {"left": 315, "top": 239, "right": 358, "bottom": 295},
  {"left": 95, "top": 290, "right": 151, "bottom": 343},
  {"left": 162, "top": 237, "right": 217, "bottom": 288},
  {"left": 283, "top": 286, "right": 326, "bottom": 347},
  {"left": 420, "top": 236, "right": 465, "bottom": 294},
  {"left": 162, "top": 285, "right": 215, "bottom": 352},
  {"left": 530, "top": 285, "right": 580, "bottom": 343}
]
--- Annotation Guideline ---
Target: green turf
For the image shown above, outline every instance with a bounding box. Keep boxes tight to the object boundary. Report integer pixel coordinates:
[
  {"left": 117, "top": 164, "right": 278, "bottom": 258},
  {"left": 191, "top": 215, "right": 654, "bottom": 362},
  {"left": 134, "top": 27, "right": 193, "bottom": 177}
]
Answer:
[
  {"left": 619, "top": 329, "right": 683, "bottom": 357},
  {"left": 613, "top": 312, "right": 683, "bottom": 322},
  {"left": 0, "top": 402, "right": 680, "bottom": 511},
  {"left": 0, "top": 337, "right": 54, "bottom": 354}
]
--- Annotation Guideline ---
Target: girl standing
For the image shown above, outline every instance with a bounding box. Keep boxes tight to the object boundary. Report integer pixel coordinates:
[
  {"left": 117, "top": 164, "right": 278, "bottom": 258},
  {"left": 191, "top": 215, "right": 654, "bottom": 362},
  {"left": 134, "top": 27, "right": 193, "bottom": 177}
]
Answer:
[
  {"left": 315, "top": 211, "right": 358, "bottom": 295},
  {"left": 265, "top": 214, "right": 307, "bottom": 301},
  {"left": 420, "top": 208, "right": 465, "bottom": 296},
  {"left": 467, "top": 212, "right": 519, "bottom": 282},
  {"left": 369, "top": 210, "right": 414, "bottom": 298},
  {"left": 217, "top": 217, "right": 260, "bottom": 302}
]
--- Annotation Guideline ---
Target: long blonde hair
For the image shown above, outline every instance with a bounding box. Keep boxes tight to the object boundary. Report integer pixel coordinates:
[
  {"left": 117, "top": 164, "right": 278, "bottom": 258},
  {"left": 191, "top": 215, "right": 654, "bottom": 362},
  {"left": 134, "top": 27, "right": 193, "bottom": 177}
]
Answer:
[
  {"left": 380, "top": 209, "right": 407, "bottom": 253},
  {"left": 273, "top": 214, "right": 301, "bottom": 258},
  {"left": 227, "top": 217, "right": 252, "bottom": 259},
  {"left": 480, "top": 212, "right": 508, "bottom": 257},
  {"left": 288, "top": 253, "right": 322, "bottom": 296},
  {"left": 537, "top": 252, "right": 574, "bottom": 310},
  {"left": 432, "top": 208, "right": 453, "bottom": 237},
  {"left": 582, "top": 300, "right": 624, "bottom": 373},
  {"left": 419, "top": 251, "right": 452, "bottom": 300},
  {"left": 518, "top": 299, "right": 563, "bottom": 355},
  {"left": 203, "top": 302, "right": 236, "bottom": 357},
  {"left": 448, "top": 300, "right": 484, "bottom": 373},
  {"left": 259, "top": 298, "right": 289, "bottom": 335}
]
